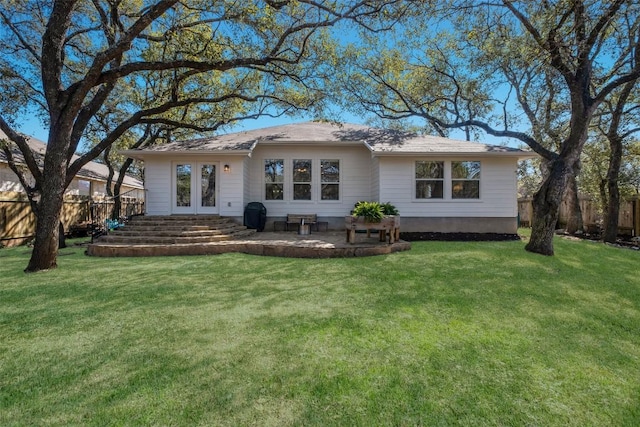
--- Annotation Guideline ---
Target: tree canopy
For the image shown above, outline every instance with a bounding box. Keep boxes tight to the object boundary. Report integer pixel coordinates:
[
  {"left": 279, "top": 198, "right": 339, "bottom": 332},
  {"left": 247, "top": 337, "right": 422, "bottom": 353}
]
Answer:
[
  {"left": 342, "top": 0, "right": 640, "bottom": 254},
  {"left": 0, "top": 0, "right": 404, "bottom": 271}
]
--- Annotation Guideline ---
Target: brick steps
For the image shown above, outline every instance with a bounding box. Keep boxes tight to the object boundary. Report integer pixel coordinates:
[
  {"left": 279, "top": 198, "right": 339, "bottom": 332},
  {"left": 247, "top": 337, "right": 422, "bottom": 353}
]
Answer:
[
  {"left": 98, "top": 235, "right": 231, "bottom": 244},
  {"left": 87, "top": 215, "right": 256, "bottom": 256},
  {"left": 110, "top": 226, "right": 222, "bottom": 233},
  {"left": 107, "top": 226, "right": 244, "bottom": 238}
]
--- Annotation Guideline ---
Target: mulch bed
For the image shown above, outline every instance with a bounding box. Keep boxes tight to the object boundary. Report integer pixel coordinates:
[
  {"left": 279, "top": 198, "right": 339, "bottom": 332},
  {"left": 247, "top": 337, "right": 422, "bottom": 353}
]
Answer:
[
  {"left": 557, "top": 231, "right": 640, "bottom": 251},
  {"left": 400, "top": 232, "right": 521, "bottom": 242},
  {"left": 398, "top": 229, "right": 640, "bottom": 250}
]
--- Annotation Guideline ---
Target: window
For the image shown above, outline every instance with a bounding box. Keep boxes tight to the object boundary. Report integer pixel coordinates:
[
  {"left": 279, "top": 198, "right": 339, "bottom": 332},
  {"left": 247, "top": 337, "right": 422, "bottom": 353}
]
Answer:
[
  {"left": 201, "top": 164, "right": 216, "bottom": 207},
  {"left": 452, "top": 161, "right": 480, "bottom": 199},
  {"left": 321, "top": 159, "right": 340, "bottom": 200},
  {"left": 293, "top": 159, "right": 312, "bottom": 200},
  {"left": 265, "top": 159, "right": 284, "bottom": 200},
  {"left": 77, "top": 179, "right": 91, "bottom": 196},
  {"left": 415, "top": 161, "right": 444, "bottom": 199},
  {"left": 263, "top": 158, "right": 340, "bottom": 202},
  {"left": 176, "top": 164, "right": 191, "bottom": 207}
]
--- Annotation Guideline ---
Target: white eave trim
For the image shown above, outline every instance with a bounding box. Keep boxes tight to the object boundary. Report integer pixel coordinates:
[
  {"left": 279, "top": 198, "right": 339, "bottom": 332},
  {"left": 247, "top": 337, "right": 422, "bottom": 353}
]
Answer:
[
  {"left": 256, "top": 140, "right": 364, "bottom": 146},
  {"left": 119, "top": 149, "right": 254, "bottom": 159},
  {"left": 368, "top": 150, "right": 538, "bottom": 160}
]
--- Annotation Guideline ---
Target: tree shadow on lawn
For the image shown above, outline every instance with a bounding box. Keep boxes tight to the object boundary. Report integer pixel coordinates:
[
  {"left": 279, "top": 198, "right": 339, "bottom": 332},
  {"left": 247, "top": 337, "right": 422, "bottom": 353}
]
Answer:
[{"left": 2, "top": 241, "right": 639, "bottom": 425}]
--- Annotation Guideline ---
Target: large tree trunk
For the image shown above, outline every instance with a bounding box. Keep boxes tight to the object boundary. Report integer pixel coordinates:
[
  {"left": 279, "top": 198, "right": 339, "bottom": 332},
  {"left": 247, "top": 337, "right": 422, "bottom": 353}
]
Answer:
[
  {"left": 25, "top": 127, "right": 70, "bottom": 272},
  {"left": 603, "top": 136, "right": 623, "bottom": 243},
  {"left": 525, "top": 158, "right": 573, "bottom": 256},
  {"left": 598, "top": 179, "right": 608, "bottom": 216},
  {"left": 26, "top": 173, "right": 66, "bottom": 272},
  {"left": 603, "top": 181, "right": 621, "bottom": 243},
  {"left": 564, "top": 172, "right": 583, "bottom": 234}
]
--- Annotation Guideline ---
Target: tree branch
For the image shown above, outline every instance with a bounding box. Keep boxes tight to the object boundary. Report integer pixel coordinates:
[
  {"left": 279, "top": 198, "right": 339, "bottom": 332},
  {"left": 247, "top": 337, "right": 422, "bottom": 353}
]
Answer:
[
  {"left": 41, "top": 0, "right": 77, "bottom": 118},
  {"left": 66, "top": 92, "right": 271, "bottom": 183},
  {"left": 0, "top": 10, "right": 41, "bottom": 62},
  {"left": 0, "top": 115, "right": 43, "bottom": 183},
  {"left": 64, "top": 0, "right": 179, "bottom": 121}
]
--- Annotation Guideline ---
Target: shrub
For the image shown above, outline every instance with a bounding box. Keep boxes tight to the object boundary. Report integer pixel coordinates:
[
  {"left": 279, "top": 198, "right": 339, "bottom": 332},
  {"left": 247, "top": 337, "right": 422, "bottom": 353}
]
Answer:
[
  {"left": 352, "top": 201, "right": 384, "bottom": 223},
  {"left": 380, "top": 202, "right": 399, "bottom": 216}
]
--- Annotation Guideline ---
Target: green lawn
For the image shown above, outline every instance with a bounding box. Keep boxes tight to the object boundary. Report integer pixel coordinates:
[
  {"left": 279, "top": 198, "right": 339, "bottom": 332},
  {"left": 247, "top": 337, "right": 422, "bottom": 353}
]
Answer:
[{"left": 1, "top": 234, "right": 639, "bottom": 426}]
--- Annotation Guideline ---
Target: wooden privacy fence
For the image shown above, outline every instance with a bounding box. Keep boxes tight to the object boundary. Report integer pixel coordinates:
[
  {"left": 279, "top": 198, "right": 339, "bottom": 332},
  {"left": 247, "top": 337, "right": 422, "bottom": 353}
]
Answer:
[
  {"left": 0, "top": 191, "right": 144, "bottom": 247},
  {"left": 518, "top": 196, "right": 640, "bottom": 235}
]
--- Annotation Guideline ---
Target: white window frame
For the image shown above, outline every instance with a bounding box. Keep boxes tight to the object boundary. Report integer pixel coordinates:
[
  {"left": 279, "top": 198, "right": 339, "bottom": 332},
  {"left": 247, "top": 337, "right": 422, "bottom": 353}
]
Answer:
[
  {"left": 264, "top": 158, "right": 285, "bottom": 201},
  {"left": 320, "top": 158, "right": 341, "bottom": 202},
  {"left": 261, "top": 157, "right": 343, "bottom": 203},
  {"left": 292, "top": 158, "right": 313, "bottom": 201},
  {"left": 451, "top": 161, "right": 481, "bottom": 200},
  {"left": 414, "top": 160, "right": 445, "bottom": 200}
]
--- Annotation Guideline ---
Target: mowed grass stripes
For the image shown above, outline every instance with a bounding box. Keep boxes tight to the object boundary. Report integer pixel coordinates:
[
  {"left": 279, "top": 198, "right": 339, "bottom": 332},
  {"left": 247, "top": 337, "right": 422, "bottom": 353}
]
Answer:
[{"left": 1, "top": 234, "right": 638, "bottom": 426}]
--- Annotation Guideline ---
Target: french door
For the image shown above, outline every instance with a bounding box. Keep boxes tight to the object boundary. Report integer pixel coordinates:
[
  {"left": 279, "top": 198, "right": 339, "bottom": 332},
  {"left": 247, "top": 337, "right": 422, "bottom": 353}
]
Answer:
[{"left": 173, "top": 162, "right": 218, "bottom": 214}]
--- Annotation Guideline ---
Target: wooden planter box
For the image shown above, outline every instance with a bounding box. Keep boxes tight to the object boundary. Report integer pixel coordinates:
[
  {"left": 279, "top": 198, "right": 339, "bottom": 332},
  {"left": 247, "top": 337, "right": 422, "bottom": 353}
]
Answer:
[{"left": 345, "top": 215, "right": 400, "bottom": 244}]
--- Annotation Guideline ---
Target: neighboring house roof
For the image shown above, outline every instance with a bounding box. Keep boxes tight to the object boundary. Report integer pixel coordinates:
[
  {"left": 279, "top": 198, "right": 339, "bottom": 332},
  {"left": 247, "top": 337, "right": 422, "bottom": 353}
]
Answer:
[
  {"left": 0, "top": 130, "right": 144, "bottom": 189},
  {"left": 122, "top": 121, "right": 536, "bottom": 159}
]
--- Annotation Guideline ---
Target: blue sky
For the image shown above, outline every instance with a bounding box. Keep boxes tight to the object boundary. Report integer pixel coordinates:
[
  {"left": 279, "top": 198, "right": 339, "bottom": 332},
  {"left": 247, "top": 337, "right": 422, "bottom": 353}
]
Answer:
[{"left": 12, "top": 8, "right": 518, "bottom": 150}]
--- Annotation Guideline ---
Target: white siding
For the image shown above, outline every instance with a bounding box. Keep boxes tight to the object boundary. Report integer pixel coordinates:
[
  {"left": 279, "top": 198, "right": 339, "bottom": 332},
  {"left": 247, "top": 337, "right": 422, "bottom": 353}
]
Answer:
[
  {"left": 144, "top": 156, "right": 246, "bottom": 216},
  {"left": 218, "top": 157, "right": 245, "bottom": 216},
  {"left": 248, "top": 144, "right": 372, "bottom": 217},
  {"left": 370, "top": 157, "right": 380, "bottom": 202},
  {"left": 0, "top": 163, "right": 26, "bottom": 192},
  {"left": 378, "top": 156, "right": 518, "bottom": 218},
  {"left": 144, "top": 158, "right": 171, "bottom": 215},
  {"left": 242, "top": 157, "right": 251, "bottom": 210},
  {"left": 139, "top": 149, "right": 519, "bottom": 221}
]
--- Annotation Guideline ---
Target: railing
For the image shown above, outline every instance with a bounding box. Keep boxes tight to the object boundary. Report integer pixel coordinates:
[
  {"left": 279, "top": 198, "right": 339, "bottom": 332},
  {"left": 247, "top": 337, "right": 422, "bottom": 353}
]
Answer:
[{"left": 90, "top": 189, "right": 145, "bottom": 240}]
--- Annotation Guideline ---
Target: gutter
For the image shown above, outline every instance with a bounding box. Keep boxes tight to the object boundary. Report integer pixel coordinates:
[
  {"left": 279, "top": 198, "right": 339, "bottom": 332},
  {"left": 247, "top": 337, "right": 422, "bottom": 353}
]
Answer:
[
  {"left": 362, "top": 143, "right": 537, "bottom": 160},
  {"left": 119, "top": 149, "right": 254, "bottom": 160}
]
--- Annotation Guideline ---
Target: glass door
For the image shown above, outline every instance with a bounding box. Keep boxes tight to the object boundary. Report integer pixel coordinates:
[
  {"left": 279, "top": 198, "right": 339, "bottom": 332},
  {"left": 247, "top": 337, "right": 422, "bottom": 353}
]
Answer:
[
  {"left": 197, "top": 163, "right": 218, "bottom": 214},
  {"left": 172, "top": 162, "right": 219, "bottom": 214},
  {"left": 173, "top": 163, "right": 194, "bottom": 214}
]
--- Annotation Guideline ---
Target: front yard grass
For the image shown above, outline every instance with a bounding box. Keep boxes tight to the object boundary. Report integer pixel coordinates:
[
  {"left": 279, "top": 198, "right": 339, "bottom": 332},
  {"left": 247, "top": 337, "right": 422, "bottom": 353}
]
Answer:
[{"left": 1, "top": 234, "right": 639, "bottom": 426}]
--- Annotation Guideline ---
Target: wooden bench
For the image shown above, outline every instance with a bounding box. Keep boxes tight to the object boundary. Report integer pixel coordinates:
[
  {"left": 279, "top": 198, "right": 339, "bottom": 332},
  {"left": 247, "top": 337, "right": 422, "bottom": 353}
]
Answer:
[
  {"left": 274, "top": 214, "right": 329, "bottom": 232},
  {"left": 287, "top": 213, "right": 316, "bottom": 231}
]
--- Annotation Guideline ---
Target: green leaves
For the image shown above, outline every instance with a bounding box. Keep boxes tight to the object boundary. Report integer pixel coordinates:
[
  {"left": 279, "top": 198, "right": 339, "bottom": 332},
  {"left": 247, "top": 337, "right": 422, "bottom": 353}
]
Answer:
[{"left": 352, "top": 201, "right": 385, "bottom": 222}]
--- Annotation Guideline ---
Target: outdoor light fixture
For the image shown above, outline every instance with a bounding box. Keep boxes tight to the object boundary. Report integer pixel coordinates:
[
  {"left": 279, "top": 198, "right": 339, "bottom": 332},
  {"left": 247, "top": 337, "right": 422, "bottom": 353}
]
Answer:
[{"left": 224, "top": 164, "right": 230, "bottom": 172}]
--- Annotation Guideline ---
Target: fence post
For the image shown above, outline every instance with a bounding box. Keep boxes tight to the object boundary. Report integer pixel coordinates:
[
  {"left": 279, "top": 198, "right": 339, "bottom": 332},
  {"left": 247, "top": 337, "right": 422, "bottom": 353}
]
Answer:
[{"left": 635, "top": 198, "right": 640, "bottom": 237}]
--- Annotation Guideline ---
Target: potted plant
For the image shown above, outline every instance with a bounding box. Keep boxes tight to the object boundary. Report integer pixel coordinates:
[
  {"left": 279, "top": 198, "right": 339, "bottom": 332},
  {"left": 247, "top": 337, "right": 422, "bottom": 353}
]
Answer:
[
  {"left": 352, "top": 201, "right": 384, "bottom": 223},
  {"left": 346, "top": 201, "right": 400, "bottom": 244},
  {"left": 380, "top": 202, "right": 399, "bottom": 216}
]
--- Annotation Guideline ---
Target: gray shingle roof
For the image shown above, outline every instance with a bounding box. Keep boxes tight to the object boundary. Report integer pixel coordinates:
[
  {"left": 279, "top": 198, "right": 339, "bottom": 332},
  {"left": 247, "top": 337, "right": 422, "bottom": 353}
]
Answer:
[
  {"left": 364, "top": 131, "right": 527, "bottom": 155},
  {"left": 140, "top": 121, "right": 370, "bottom": 152},
  {"left": 0, "top": 130, "right": 144, "bottom": 188},
  {"left": 128, "top": 121, "right": 533, "bottom": 157}
]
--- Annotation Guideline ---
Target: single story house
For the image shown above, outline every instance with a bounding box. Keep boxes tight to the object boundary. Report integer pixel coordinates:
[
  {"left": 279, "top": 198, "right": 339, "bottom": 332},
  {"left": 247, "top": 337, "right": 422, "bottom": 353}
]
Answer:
[
  {"left": 0, "top": 130, "right": 144, "bottom": 198},
  {"left": 122, "top": 121, "right": 535, "bottom": 234},
  {"left": 1, "top": 130, "right": 145, "bottom": 246}
]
